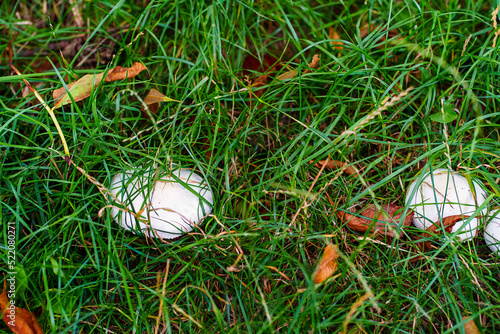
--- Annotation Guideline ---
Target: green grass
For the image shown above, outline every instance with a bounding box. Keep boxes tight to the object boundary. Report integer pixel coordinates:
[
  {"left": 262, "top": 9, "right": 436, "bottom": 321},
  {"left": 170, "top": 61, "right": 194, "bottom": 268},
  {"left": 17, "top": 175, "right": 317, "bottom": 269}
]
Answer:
[{"left": 1, "top": 0, "right": 500, "bottom": 333}]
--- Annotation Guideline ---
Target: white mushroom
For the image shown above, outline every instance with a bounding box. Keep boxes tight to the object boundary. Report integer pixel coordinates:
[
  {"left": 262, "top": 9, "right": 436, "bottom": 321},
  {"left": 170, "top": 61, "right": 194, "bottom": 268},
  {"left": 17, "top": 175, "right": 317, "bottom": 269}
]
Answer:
[
  {"left": 109, "top": 166, "right": 213, "bottom": 239},
  {"left": 484, "top": 210, "right": 500, "bottom": 254},
  {"left": 405, "top": 168, "right": 487, "bottom": 242}
]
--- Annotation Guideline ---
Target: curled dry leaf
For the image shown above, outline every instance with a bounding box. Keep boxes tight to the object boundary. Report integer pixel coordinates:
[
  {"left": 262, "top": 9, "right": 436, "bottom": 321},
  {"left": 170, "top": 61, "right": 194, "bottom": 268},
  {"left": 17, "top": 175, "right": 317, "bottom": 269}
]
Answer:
[
  {"left": 308, "top": 54, "right": 320, "bottom": 69},
  {"left": 1, "top": 279, "right": 44, "bottom": 334},
  {"left": 53, "top": 62, "right": 147, "bottom": 108},
  {"left": 104, "top": 62, "right": 147, "bottom": 82},
  {"left": 420, "top": 215, "right": 468, "bottom": 252},
  {"left": 313, "top": 244, "right": 339, "bottom": 284},
  {"left": 311, "top": 159, "right": 357, "bottom": 176},
  {"left": 329, "top": 27, "right": 343, "bottom": 50},
  {"left": 302, "top": 54, "right": 320, "bottom": 75},
  {"left": 337, "top": 204, "right": 413, "bottom": 238}
]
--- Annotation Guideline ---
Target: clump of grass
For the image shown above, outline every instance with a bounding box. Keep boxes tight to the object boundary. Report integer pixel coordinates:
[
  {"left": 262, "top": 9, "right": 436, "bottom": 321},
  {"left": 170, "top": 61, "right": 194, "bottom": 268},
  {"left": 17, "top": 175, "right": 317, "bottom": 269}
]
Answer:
[{"left": 1, "top": 0, "right": 500, "bottom": 333}]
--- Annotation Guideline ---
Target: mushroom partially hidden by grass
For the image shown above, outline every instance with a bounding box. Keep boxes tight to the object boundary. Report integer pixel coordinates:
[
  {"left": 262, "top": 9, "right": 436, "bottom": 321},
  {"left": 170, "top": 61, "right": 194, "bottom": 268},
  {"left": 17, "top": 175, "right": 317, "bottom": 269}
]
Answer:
[
  {"left": 109, "top": 166, "right": 213, "bottom": 240},
  {"left": 405, "top": 168, "right": 487, "bottom": 242},
  {"left": 485, "top": 210, "right": 500, "bottom": 255}
]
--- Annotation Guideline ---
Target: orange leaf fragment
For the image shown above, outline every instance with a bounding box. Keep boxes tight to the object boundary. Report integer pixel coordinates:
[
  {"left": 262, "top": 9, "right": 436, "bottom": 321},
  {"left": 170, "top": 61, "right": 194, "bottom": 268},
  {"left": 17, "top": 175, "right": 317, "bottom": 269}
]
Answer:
[
  {"left": 329, "top": 27, "right": 343, "bottom": 50},
  {"left": 308, "top": 54, "right": 320, "bottom": 69},
  {"left": 141, "top": 88, "right": 180, "bottom": 116},
  {"left": 105, "top": 62, "right": 147, "bottom": 82},
  {"left": 313, "top": 244, "right": 339, "bottom": 284},
  {"left": 0, "top": 279, "right": 44, "bottom": 334},
  {"left": 143, "top": 88, "right": 179, "bottom": 105},
  {"left": 462, "top": 316, "right": 480, "bottom": 334},
  {"left": 311, "top": 159, "right": 357, "bottom": 176},
  {"left": 337, "top": 204, "right": 413, "bottom": 238}
]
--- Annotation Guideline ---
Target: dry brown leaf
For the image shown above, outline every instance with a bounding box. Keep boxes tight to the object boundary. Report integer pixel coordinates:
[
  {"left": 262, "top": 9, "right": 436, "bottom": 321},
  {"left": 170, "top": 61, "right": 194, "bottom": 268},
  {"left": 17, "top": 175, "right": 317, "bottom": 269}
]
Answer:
[
  {"left": 491, "top": 5, "right": 500, "bottom": 48},
  {"left": 242, "top": 54, "right": 279, "bottom": 78},
  {"left": 241, "top": 54, "right": 280, "bottom": 102},
  {"left": 53, "top": 62, "right": 147, "bottom": 108},
  {"left": 463, "top": 316, "right": 480, "bottom": 334},
  {"left": 337, "top": 204, "right": 413, "bottom": 238},
  {"left": 0, "top": 279, "right": 44, "bottom": 334},
  {"left": 313, "top": 244, "right": 339, "bottom": 284},
  {"left": 276, "top": 69, "right": 298, "bottom": 81},
  {"left": 311, "top": 159, "right": 357, "bottom": 176},
  {"left": 420, "top": 215, "right": 468, "bottom": 252},
  {"left": 329, "top": 27, "right": 343, "bottom": 50},
  {"left": 140, "top": 88, "right": 180, "bottom": 116},
  {"left": 105, "top": 62, "right": 147, "bottom": 82},
  {"left": 143, "top": 88, "right": 179, "bottom": 105},
  {"left": 308, "top": 54, "right": 320, "bottom": 69}
]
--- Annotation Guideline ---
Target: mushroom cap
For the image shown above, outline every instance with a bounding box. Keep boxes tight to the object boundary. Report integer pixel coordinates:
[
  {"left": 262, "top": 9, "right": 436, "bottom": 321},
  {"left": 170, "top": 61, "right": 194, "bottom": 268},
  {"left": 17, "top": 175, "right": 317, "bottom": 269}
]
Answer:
[
  {"left": 485, "top": 210, "right": 500, "bottom": 254},
  {"left": 109, "top": 167, "right": 213, "bottom": 239},
  {"left": 405, "top": 168, "right": 487, "bottom": 241}
]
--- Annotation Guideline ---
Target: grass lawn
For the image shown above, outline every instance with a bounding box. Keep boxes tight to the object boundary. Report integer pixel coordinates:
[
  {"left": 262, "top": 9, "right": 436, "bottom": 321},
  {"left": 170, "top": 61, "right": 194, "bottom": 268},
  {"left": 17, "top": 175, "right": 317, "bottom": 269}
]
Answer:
[{"left": 1, "top": 0, "right": 500, "bottom": 333}]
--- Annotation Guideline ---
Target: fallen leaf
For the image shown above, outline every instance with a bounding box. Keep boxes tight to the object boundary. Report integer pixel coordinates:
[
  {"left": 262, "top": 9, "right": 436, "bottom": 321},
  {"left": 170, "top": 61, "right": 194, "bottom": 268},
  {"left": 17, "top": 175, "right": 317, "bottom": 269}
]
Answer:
[
  {"left": 313, "top": 244, "right": 339, "bottom": 284},
  {"left": 53, "top": 62, "right": 147, "bottom": 108},
  {"left": 310, "top": 159, "right": 357, "bottom": 176},
  {"left": 276, "top": 69, "right": 298, "bottom": 81},
  {"left": 242, "top": 54, "right": 280, "bottom": 101},
  {"left": 420, "top": 215, "right": 468, "bottom": 252},
  {"left": 242, "top": 54, "right": 279, "bottom": 77},
  {"left": 143, "top": 88, "right": 179, "bottom": 105},
  {"left": 53, "top": 73, "right": 105, "bottom": 108},
  {"left": 308, "top": 54, "right": 320, "bottom": 69},
  {"left": 141, "top": 88, "right": 180, "bottom": 115},
  {"left": 105, "top": 62, "right": 147, "bottom": 82},
  {"left": 337, "top": 204, "right": 413, "bottom": 238},
  {"left": 329, "top": 27, "right": 343, "bottom": 50},
  {"left": 491, "top": 5, "right": 500, "bottom": 48},
  {"left": 462, "top": 316, "right": 480, "bottom": 334},
  {"left": 1, "top": 279, "right": 44, "bottom": 334}
]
